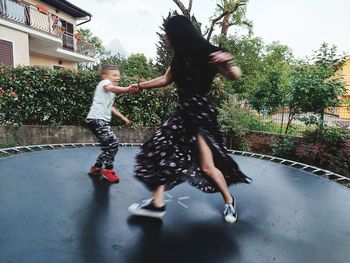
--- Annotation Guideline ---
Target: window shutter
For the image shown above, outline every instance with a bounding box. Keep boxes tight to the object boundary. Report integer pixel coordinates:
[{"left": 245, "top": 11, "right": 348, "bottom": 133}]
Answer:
[{"left": 0, "top": 40, "right": 14, "bottom": 67}]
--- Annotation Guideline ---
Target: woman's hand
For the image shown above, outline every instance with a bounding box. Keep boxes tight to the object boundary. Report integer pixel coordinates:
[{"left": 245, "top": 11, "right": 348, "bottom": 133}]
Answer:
[
  {"left": 209, "top": 51, "right": 233, "bottom": 64},
  {"left": 128, "top": 84, "right": 139, "bottom": 94},
  {"left": 210, "top": 51, "right": 241, "bottom": 80}
]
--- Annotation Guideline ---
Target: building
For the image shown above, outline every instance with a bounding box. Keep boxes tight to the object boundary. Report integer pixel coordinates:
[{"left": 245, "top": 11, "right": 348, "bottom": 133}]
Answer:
[
  {"left": 0, "top": 0, "right": 95, "bottom": 69},
  {"left": 331, "top": 56, "right": 350, "bottom": 120}
]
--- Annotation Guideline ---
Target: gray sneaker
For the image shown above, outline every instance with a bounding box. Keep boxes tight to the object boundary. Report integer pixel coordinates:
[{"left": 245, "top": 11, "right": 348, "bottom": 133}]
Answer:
[{"left": 223, "top": 199, "right": 238, "bottom": 223}]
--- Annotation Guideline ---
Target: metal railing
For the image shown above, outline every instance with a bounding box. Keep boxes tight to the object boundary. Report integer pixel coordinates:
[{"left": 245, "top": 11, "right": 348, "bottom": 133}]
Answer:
[
  {"left": 0, "top": 0, "right": 60, "bottom": 35},
  {"left": 62, "top": 32, "right": 96, "bottom": 57},
  {"left": 0, "top": 0, "right": 95, "bottom": 57}
]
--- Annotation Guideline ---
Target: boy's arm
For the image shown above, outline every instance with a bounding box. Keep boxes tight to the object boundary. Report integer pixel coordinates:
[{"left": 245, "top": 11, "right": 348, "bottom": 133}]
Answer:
[
  {"left": 104, "top": 84, "right": 135, "bottom": 94},
  {"left": 112, "top": 106, "right": 131, "bottom": 125}
]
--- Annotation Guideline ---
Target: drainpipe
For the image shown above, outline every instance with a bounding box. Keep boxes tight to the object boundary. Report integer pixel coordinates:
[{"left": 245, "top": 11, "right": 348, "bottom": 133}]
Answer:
[{"left": 77, "top": 15, "right": 91, "bottom": 26}]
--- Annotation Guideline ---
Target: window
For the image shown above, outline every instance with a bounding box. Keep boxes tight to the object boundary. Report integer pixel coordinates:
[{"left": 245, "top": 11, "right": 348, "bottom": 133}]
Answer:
[
  {"left": 59, "top": 20, "right": 73, "bottom": 34},
  {"left": 59, "top": 19, "right": 74, "bottom": 50},
  {"left": 0, "top": 39, "right": 14, "bottom": 67},
  {"left": 53, "top": 65, "right": 65, "bottom": 70}
]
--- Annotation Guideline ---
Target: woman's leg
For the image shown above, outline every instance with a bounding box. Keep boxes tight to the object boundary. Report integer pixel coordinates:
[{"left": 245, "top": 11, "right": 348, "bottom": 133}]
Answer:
[
  {"left": 152, "top": 185, "right": 165, "bottom": 207},
  {"left": 128, "top": 185, "right": 166, "bottom": 218},
  {"left": 197, "top": 134, "right": 233, "bottom": 204}
]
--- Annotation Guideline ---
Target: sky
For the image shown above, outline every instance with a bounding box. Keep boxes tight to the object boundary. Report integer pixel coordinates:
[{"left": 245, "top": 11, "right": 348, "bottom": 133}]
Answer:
[{"left": 69, "top": 0, "right": 350, "bottom": 60}]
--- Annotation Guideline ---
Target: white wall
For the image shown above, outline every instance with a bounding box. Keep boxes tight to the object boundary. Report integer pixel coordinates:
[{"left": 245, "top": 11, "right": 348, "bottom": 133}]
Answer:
[{"left": 0, "top": 25, "right": 30, "bottom": 66}]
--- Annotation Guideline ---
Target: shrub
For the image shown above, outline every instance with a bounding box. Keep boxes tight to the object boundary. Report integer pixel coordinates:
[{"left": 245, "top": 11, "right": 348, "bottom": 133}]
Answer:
[
  {"left": 0, "top": 66, "right": 97, "bottom": 125},
  {"left": 294, "top": 139, "right": 350, "bottom": 177},
  {"left": 218, "top": 96, "right": 264, "bottom": 151},
  {"left": 0, "top": 65, "right": 177, "bottom": 127},
  {"left": 271, "top": 134, "right": 296, "bottom": 159}
]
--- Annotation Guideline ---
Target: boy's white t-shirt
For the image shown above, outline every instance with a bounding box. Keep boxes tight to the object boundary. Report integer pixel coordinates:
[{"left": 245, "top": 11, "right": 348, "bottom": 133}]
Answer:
[{"left": 87, "top": 79, "right": 115, "bottom": 122}]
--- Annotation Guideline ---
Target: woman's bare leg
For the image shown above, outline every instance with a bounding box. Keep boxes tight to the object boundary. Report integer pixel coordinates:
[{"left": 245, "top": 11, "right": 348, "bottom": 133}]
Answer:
[
  {"left": 197, "top": 134, "right": 233, "bottom": 204},
  {"left": 152, "top": 185, "right": 165, "bottom": 207}
]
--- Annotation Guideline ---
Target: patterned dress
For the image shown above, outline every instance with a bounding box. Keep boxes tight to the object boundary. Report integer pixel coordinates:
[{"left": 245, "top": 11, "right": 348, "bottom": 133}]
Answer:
[{"left": 135, "top": 56, "right": 251, "bottom": 193}]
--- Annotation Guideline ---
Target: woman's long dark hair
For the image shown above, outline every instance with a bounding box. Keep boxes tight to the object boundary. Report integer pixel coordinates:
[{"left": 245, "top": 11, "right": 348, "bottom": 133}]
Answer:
[
  {"left": 164, "top": 15, "right": 220, "bottom": 58},
  {"left": 164, "top": 15, "right": 222, "bottom": 87}
]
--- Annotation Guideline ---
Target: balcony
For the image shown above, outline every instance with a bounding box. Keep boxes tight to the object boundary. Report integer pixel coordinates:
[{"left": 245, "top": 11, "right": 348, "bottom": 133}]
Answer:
[
  {"left": 0, "top": 0, "right": 96, "bottom": 59},
  {"left": 62, "top": 32, "right": 95, "bottom": 57}
]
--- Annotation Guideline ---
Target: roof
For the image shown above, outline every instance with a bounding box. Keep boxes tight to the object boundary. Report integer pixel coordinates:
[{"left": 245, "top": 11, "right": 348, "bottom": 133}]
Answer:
[{"left": 41, "top": 0, "right": 91, "bottom": 18}]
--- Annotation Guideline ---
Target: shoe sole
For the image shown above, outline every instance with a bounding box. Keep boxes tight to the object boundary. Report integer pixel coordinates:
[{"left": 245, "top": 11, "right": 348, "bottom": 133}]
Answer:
[
  {"left": 88, "top": 172, "right": 101, "bottom": 176},
  {"left": 224, "top": 198, "right": 238, "bottom": 223},
  {"left": 101, "top": 174, "right": 120, "bottom": 183},
  {"left": 224, "top": 209, "right": 238, "bottom": 224},
  {"left": 224, "top": 213, "right": 238, "bottom": 223},
  {"left": 128, "top": 204, "right": 166, "bottom": 219}
]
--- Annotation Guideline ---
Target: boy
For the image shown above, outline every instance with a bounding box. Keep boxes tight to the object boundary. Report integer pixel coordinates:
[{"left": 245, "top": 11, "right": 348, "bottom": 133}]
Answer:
[{"left": 85, "top": 64, "right": 138, "bottom": 182}]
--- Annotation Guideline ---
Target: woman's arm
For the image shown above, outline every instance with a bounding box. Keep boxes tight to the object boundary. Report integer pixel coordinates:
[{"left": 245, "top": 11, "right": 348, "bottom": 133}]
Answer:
[
  {"left": 137, "top": 67, "right": 173, "bottom": 89},
  {"left": 210, "top": 51, "right": 241, "bottom": 80}
]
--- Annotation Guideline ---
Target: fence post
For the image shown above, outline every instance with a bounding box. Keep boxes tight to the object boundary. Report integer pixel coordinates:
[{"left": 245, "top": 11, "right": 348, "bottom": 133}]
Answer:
[{"left": 280, "top": 106, "right": 284, "bottom": 135}]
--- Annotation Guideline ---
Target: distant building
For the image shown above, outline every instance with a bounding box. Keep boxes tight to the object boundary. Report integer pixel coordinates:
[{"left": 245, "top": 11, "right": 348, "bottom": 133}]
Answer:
[
  {"left": 0, "top": 0, "right": 95, "bottom": 69},
  {"left": 331, "top": 56, "right": 350, "bottom": 119}
]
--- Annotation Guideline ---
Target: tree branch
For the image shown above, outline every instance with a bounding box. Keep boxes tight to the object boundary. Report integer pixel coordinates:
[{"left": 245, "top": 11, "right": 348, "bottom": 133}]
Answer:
[
  {"left": 188, "top": 0, "right": 193, "bottom": 13},
  {"left": 207, "top": 0, "right": 248, "bottom": 41},
  {"left": 217, "top": 4, "right": 224, "bottom": 10},
  {"left": 172, "top": 0, "right": 190, "bottom": 18},
  {"left": 206, "top": 11, "right": 229, "bottom": 41},
  {"left": 202, "top": 27, "right": 210, "bottom": 37}
]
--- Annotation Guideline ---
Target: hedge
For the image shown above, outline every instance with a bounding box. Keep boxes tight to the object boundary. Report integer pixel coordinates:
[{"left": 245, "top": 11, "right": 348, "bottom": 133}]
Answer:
[{"left": 0, "top": 65, "right": 177, "bottom": 127}]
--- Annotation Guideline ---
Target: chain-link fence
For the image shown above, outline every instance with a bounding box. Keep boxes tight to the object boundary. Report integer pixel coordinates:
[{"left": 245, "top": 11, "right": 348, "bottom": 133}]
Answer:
[{"left": 248, "top": 106, "right": 350, "bottom": 136}]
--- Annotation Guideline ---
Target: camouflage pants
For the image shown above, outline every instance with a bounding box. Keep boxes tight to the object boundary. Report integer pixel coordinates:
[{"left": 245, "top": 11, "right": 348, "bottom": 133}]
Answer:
[{"left": 85, "top": 118, "right": 119, "bottom": 169}]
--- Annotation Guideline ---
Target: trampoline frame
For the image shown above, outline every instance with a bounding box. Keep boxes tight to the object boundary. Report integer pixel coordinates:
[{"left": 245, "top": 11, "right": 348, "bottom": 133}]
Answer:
[{"left": 0, "top": 143, "right": 349, "bottom": 187}]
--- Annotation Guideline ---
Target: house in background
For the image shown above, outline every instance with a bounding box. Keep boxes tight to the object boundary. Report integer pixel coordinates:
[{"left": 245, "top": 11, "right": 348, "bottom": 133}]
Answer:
[
  {"left": 329, "top": 56, "right": 350, "bottom": 120},
  {"left": 0, "top": 0, "right": 95, "bottom": 69}
]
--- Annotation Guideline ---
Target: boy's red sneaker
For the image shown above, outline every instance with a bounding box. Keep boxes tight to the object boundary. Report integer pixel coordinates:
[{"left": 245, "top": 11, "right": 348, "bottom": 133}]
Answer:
[
  {"left": 100, "top": 169, "right": 120, "bottom": 182},
  {"left": 89, "top": 166, "right": 102, "bottom": 175}
]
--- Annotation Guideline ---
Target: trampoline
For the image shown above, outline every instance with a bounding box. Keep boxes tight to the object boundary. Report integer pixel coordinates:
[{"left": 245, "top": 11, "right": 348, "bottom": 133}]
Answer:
[{"left": 0, "top": 145, "right": 350, "bottom": 263}]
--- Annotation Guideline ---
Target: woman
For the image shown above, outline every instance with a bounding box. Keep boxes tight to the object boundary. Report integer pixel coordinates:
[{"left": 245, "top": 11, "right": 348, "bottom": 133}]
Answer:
[{"left": 128, "top": 15, "right": 251, "bottom": 223}]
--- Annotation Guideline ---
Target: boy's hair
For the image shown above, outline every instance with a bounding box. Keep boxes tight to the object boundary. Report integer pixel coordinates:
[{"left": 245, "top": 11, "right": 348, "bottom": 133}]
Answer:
[{"left": 99, "top": 64, "right": 119, "bottom": 77}]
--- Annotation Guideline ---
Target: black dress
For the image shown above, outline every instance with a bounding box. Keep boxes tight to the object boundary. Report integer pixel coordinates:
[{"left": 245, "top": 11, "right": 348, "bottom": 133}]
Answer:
[{"left": 134, "top": 55, "right": 251, "bottom": 193}]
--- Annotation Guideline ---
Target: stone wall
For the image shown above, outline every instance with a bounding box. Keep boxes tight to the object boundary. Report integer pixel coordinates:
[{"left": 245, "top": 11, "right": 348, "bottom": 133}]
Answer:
[
  {"left": 1, "top": 125, "right": 297, "bottom": 153},
  {"left": 0, "top": 125, "right": 156, "bottom": 146},
  {"left": 227, "top": 131, "right": 303, "bottom": 153}
]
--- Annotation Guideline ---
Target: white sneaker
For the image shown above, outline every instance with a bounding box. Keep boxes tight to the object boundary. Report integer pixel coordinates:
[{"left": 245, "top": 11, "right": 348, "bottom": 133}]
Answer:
[{"left": 223, "top": 199, "right": 238, "bottom": 223}]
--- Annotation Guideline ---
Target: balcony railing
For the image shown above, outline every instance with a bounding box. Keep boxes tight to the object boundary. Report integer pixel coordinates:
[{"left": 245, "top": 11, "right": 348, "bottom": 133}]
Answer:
[
  {"left": 62, "top": 32, "right": 96, "bottom": 57},
  {"left": 0, "top": 0, "right": 96, "bottom": 57}
]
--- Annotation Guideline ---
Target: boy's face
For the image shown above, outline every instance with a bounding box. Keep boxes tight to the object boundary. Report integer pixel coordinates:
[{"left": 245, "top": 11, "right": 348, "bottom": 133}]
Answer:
[{"left": 103, "top": 70, "right": 120, "bottom": 85}]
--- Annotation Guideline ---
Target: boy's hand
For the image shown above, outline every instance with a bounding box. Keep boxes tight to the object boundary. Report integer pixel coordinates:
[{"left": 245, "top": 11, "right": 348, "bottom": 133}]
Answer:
[
  {"left": 123, "top": 118, "right": 132, "bottom": 126},
  {"left": 128, "top": 84, "right": 139, "bottom": 94}
]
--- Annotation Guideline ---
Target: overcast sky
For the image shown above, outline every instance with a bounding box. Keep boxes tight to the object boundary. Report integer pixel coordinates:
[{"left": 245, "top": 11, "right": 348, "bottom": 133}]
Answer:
[{"left": 69, "top": 0, "right": 350, "bottom": 59}]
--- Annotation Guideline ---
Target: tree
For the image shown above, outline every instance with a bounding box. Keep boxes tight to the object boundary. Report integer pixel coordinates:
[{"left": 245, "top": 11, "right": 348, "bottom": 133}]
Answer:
[
  {"left": 250, "top": 42, "right": 293, "bottom": 114},
  {"left": 155, "top": 12, "right": 177, "bottom": 74},
  {"left": 217, "top": 34, "right": 264, "bottom": 99},
  {"left": 172, "top": 0, "right": 200, "bottom": 28},
  {"left": 285, "top": 43, "right": 346, "bottom": 134},
  {"left": 206, "top": 0, "right": 252, "bottom": 44},
  {"left": 77, "top": 28, "right": 110, "bottom": 70},
  {"left": 171, "top": 0, "right": 250, "bottom": 41},
  {"left": 120, "top": 54, "right": 155, "bottom": 79},
  {"left": 93, "top": 54, "right": 126, "bottom": 72}
]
